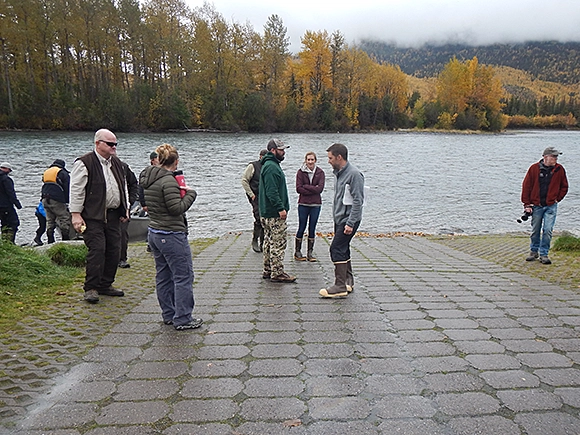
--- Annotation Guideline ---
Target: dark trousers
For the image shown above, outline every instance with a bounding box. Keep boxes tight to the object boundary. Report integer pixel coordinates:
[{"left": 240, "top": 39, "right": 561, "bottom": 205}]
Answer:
[
  {"left": 119, "top": 219, "right": 129, "bottom": 262},
  {"left": 82, "top": 209, "right": 122, "bottom": 292},
  {"left": 247, "top": 195, "right": 262, "bottom": 229},
  {"left": 0, "top": 207, "right": 19, "bottom": 242},
  {"left": 35, "top": 211, "right": 46, "bottom": 241},
  {"left": 330, "top": 222, "right": 359, "bottom": 262}
]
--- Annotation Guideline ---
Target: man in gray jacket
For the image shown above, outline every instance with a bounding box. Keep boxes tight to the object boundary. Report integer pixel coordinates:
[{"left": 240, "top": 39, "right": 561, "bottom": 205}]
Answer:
[{"left": 320, "top": 143, "right": 364, "bottom": 298}]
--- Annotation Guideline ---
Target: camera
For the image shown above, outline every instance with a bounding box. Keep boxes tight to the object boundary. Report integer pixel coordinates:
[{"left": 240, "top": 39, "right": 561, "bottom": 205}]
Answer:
[{"left": 517, "top": 211, "right": 532, "bottom": 223}]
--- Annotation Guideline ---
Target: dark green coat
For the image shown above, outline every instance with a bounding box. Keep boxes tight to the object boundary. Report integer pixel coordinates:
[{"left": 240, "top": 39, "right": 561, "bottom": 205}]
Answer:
[
  {"left": 139, "top": 165, "right": 196, "bottom": 233},
  {"left": 258, "top": 152, "right": 289, "bottom": 218}
]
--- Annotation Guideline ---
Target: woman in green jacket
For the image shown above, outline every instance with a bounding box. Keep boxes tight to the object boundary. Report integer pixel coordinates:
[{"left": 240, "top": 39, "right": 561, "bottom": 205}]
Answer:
[{"left": 139, "top": 144, "right": 202, "bottom": 330}]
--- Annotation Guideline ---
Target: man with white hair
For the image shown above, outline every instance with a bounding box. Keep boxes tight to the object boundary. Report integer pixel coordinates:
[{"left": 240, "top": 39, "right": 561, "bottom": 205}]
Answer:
[
  {"left": 0, "top": 162, "right": 22, "bottom": 243},
  {"left": 70, "top": 129, "right": 129, "bottom": 303}
]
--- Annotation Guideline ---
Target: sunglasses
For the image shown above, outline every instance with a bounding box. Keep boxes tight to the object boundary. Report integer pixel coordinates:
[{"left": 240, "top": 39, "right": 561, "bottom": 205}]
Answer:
[{"left": 100, "top": 140, "right": 118, "bottom": 147}]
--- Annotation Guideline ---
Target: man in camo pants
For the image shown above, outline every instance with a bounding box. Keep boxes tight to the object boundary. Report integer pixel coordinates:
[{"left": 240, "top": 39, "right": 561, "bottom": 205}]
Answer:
[{"left": 259, "top": 139, "right": 296, "bottom": 283}]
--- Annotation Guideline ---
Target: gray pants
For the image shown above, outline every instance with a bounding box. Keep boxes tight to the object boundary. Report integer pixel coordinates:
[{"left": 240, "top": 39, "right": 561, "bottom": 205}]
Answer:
[
  {"left": 148, "top": 230, "right": 195, "bottom": 327},
  {"left": 42, "top": 198, "right": 73, "bottom": 241}
]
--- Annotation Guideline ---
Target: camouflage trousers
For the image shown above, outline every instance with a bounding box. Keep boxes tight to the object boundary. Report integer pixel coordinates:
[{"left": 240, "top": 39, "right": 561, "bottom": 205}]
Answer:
[{"left": 261, "top": 217, "right": 287, "bottom": 277}]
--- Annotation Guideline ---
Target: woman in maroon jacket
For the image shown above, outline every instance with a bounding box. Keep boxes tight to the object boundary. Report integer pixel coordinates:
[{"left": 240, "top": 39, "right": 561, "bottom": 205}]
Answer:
[{"left": 295, "top": 152, "right": 325, "bottom": 261}]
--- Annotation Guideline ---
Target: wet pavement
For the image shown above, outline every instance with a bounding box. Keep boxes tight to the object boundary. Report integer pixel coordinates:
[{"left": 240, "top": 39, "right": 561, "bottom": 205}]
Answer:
[{"left": 2, "top": 233, "right": 580, "bottom": 434}]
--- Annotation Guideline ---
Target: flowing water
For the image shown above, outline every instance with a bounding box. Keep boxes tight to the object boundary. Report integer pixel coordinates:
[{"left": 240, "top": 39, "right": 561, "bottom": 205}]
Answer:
[{"left": 1, "top": 129, "right": 579, "bottom": 244}]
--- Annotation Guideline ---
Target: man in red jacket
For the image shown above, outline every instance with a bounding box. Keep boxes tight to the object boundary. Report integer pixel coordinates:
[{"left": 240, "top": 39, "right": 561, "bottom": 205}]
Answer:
[{"left": 521, "top": 147, "right": 569, "bottom": 265}]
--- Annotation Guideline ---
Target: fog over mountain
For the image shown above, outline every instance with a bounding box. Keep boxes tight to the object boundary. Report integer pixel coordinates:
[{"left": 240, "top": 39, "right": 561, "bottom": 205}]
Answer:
[{"left": 186, "top": 0, "right": 580, "bottom": 51}]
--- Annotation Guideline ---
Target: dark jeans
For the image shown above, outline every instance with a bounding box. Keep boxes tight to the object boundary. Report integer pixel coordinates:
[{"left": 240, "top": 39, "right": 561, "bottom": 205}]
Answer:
[
  {"left": 330, "top": 222, "right": 360, "bottom": 262},
  {"left": 296, "top": 205, "right": 321, "bottom": 239},
  {"left": 35, "top": 211, "right": 46, "bottom": 241},
  {"left": 82, "top": 209, "right": 122, "bottom": 291}
]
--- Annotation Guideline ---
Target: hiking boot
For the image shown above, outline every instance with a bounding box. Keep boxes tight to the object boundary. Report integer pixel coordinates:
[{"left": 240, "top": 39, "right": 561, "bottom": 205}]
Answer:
[
  {"left": 174, "top": 318, "right": 203, "bottom": 330},
  {"left": 98, "top": 287, "right": 125, "bottom": 297},
  {"left": 84, "top": 289, "right": 100, "bottom": 303},
  {"left": 539, "top": 256, "right": 552, "bottom": 265},
  {"left": 33, "top": 237, "right": 43, "bottom": 246},
  {"left": 163, "top": 320, "right": 173, "bottom": 325},
  {"left": 262, "top": 271, "right": 271, "bottom": 279},
  {"left": 270, "top": 272, "right": 297, "bottom": 283},
  {"left": 118, "top": 260, "right": 131, "bottom": 268},
  {"left": 526, "top": 251, "right": 539, "bottom": 261}
]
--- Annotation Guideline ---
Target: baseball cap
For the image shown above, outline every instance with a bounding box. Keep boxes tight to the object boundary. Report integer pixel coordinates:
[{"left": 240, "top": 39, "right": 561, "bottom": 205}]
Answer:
[
  {"left": 267, "top": 139, "right": 289, "bottom": 151},
  {"left": 543, "top": 147, "right": 562, "bottom": 156}
]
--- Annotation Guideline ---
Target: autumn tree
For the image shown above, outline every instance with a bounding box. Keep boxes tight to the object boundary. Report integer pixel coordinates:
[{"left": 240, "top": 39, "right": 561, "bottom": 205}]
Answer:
[{"left": 436, "top": 56, "right": 505, "bottom": 131}]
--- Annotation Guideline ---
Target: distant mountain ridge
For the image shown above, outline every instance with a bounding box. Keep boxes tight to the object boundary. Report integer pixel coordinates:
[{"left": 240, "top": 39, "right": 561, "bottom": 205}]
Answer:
[{"left": 359, "top": 40, "right": 580, "bottom": 85}]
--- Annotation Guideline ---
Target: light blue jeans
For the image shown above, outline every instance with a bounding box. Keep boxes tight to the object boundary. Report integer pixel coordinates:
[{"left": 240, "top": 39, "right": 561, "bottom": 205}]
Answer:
[
  {"left": 148, "top": 230, "right": 195, "bottom": 326},
  {"left": 529, "top": 203, "right": 558, "bottom": 257}
]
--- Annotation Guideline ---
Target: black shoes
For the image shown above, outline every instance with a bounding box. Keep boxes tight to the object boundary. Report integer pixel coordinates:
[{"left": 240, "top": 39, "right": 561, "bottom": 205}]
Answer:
[
  {"left": 118, "top": 260, "right": 130, "bottom": 268},
  {"left": 174, "top": 319, "right": 203, "bottom": 330},
  {"left": 98, "top": 287, "right": 125, "bottom": 297}
]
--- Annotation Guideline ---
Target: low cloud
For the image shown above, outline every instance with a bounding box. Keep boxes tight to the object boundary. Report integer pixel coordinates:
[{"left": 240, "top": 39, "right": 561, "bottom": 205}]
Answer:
[{"left": 189, "top": 0, "right": 580, "bottom": 51}]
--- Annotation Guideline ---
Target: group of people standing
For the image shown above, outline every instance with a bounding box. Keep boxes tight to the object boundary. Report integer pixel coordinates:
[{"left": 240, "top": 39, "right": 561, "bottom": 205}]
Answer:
[
  {"left": 242, "top": 139, "right": 366, "bottom": 298},
  {"left": 0, "top": 135, "right": 570, "bottom": 333}
]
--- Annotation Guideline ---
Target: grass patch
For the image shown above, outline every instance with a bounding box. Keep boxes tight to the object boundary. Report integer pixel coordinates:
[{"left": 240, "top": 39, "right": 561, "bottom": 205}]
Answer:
[
  {"left": 46, "top": 243, "right": 88, "bottom": 267},
  {"left": 0, "top": 238, "right": 217, "bottom": 333},
  {"left": 553, "top": 233, "right": 580, "bottom": 252},
  {"left": 0, "top": 242, "right": 82, "bottom": 329}
]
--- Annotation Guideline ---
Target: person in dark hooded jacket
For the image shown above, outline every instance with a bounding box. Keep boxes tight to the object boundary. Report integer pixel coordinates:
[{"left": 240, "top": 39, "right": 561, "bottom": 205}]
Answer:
[
  {"left": 139, "top": 143, "right": 202, "bottom": 331},
  {"left": 0, "top": 162, "right": 21, "bottom": 243},
  {"left": 41, "top": 159, "right": 73, "bottom": 243}
]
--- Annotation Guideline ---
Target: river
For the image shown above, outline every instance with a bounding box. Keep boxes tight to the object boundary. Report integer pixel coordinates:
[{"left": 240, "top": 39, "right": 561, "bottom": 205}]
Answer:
[{"left": 0, "top": 130, "right": 578, "bottom": 244}]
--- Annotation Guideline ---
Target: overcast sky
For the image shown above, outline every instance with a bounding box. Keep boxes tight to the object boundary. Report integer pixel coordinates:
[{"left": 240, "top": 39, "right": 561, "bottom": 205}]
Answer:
[{"left": 185, "top": 0, "right": 580, "bottom": 51}]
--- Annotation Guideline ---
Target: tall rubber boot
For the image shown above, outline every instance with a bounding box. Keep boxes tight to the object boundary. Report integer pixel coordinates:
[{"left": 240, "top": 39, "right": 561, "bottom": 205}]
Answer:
[
  {"left": 251, "top": 224, "right": 261, "bottom": 252},
  {"left": 307, "top": 238, "right": 317, "bottom": 262},
  {"left": 346, "top": 260, "right": 354, "bottom": 292},
  {"left": 319, "top": 262, "right": 349, "bottom": 298},
  {"left": 294, "top": 237, "right": 306, "bottom": 261}
]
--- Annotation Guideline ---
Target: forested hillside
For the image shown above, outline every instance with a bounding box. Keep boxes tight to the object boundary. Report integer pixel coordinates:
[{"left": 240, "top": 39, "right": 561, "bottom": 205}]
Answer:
[
  {"left": 360, "top": 41, "right": 580, "bottom": 86},
  {"left": 0, "top": 0, "right": 578, "bottom": 132}
]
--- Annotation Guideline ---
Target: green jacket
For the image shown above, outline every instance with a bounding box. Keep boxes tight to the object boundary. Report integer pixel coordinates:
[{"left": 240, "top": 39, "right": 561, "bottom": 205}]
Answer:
[
  {"left": 258, "top": 152, "right": 289, "bottom": 218},
  {"left": 139, "top": 165, "right": 196, "bottom": 233}
]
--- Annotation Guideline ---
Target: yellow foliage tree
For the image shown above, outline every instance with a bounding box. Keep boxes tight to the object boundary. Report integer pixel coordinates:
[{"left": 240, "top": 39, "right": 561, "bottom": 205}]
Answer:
[{"left": 436, "top": 56, "right": 505, "bottom": 130}]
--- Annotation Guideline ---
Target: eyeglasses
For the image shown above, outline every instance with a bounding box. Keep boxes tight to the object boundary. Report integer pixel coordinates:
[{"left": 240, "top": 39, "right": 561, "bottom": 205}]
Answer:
[{"left": 100, "top": 140, "right": 118, "bottom": 147}]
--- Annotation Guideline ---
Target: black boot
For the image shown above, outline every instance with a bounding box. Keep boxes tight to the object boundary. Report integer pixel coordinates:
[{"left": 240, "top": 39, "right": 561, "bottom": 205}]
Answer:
[
  {"left": 47, "top": 228, "right": 55, "bottom": 244},
  {"left": 294, "top": 237, "right": 306, "bottom": 261},
  {"left": 307, "top": 238, "right": 316, "bottom": 262}
]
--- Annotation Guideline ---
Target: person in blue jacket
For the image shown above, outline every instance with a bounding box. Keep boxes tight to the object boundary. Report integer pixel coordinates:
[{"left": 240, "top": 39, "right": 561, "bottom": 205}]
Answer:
[{"left": 33, "top": 201, "right": 47, "bottom": 246}]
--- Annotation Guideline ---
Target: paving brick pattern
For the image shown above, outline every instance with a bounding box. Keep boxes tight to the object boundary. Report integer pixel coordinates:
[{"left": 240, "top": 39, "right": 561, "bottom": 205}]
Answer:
[{"left": 2, "top": 233, "right": 580, "bottom": 434}]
